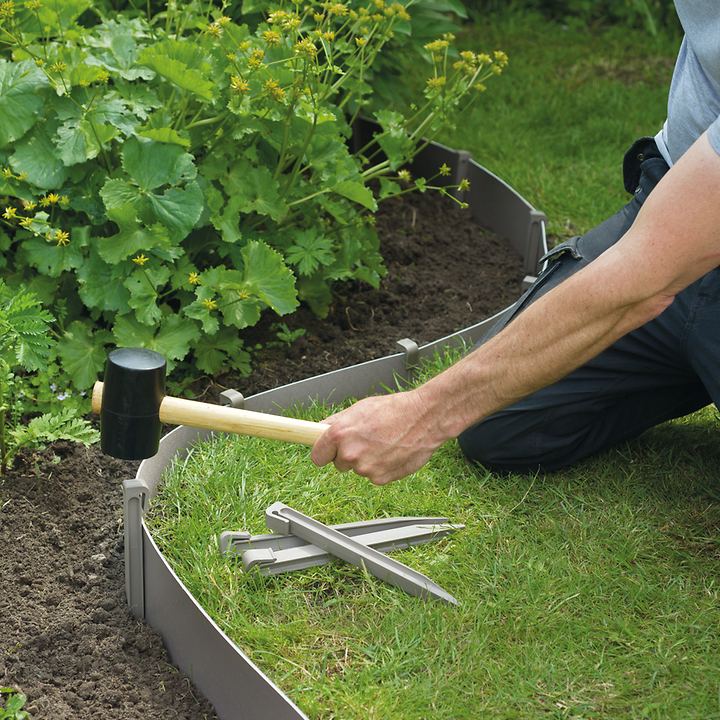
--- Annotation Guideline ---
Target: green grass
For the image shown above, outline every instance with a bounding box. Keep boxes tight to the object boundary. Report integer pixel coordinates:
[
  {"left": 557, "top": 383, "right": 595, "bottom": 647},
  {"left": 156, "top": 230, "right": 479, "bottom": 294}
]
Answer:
[
  {"left": 149, "top": 350, "right": 720, "bottom": 720},
  {"left": 436, "top": 11, "right": 681, "bottom": 238}
]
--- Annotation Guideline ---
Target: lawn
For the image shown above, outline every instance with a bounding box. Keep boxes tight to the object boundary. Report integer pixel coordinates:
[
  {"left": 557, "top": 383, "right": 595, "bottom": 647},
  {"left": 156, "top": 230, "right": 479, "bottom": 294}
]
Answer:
[{"left": 147, "top": 10, "right": 720, "bottom": 720}]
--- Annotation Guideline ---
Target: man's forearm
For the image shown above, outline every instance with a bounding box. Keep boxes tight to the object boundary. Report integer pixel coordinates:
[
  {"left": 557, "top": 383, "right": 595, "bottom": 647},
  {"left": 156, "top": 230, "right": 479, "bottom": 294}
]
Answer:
[{"left": 414, "top": 242, "right": 674, "bottom": 443}]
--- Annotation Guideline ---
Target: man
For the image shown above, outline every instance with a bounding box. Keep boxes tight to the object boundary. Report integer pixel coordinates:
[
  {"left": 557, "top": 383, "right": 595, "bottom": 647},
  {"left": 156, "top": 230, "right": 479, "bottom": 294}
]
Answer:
[{"left": 312, "top": 1, "right": 720, "bottom": 485}]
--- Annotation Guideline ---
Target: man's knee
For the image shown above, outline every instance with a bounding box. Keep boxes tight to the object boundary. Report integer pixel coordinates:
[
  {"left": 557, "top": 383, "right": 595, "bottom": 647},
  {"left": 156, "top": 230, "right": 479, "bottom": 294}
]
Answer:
[{"left": 457, "top": 410, "right": 582, "bottom": 474}]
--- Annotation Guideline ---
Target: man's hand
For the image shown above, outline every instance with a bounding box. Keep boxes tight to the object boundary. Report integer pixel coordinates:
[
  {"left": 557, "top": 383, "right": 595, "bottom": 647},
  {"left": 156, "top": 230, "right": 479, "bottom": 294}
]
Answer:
[{"left": 311, "top": 389, "right": 449, "bottom": 485}]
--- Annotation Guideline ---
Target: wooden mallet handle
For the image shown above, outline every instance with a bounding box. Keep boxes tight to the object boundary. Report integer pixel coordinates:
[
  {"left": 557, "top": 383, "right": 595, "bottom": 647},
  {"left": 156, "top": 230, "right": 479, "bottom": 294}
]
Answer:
[{"left": 92, "top": 381, "right": 329, "bottom": 447}]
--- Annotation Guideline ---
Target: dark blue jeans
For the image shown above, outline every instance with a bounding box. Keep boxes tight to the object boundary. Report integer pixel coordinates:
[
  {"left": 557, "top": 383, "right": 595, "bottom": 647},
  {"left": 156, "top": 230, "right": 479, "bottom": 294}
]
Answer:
[{"left": 458, "top": 138, "right": 717, "bottom": 472}]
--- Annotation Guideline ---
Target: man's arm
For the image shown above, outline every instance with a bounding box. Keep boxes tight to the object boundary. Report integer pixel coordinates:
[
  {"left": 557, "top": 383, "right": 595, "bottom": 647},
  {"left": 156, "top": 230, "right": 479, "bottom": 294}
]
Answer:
[{"left": 311, "top": 132, "right": 720, "bottom": 484}]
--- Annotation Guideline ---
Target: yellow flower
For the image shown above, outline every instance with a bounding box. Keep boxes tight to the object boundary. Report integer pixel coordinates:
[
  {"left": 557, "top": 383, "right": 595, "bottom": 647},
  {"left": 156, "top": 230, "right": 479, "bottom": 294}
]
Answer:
[
  {"left": 237, "top": 40, "right": 252, "bottom": 52},
  {"left": 424, "top": 40, "right": 450, "bottom": 53},
  {"left": 237, "top": 289, "right": 251, "bottom": 300},
  {"left": 327, "top": 2, "right": 348, "bottom": 16},
  {"left": 25, "top": 0, "right": 41, "bottom": 9},
  {"left": 217, "top": 15, "right": 231, "bottom": 26},
  {"left": 226, "top": 52, "right": 237, "bottom": 62},
  {"left": 293, "top": 37, "right": 317, "bottom": 59},
  {"left": 202, "top": 297, "right": 218, "bottom": 311},
  {"left": 476, "top": 52, "right": 491, "bottom": 65},
  {"left": 355, "top": 36, "right": 367, "bottom": 47},
  {"left": 262, "top": 29, "right": 281, "bottom": 46},
  {"left": 263, "top": 78, "right": 286, "bottom": 101},
  {"left": 373, "top": 0, "right": 384, "bottom": 8},
  {"left": 49, "top": 61, "right": 67, "bottom": 73},
  {"left": 1, "top": 167, "right": 14, "bottom": 179},
  {"left": 458, "top": 178, "right": 471, "bottom": 192},
  {"left": 371, "top": 13, "right": 383, "bottom": 22},
  {"left": 397, "top": 169, "right": 411, "bottom": 183},
  {"left": 2, "top": 206, "right": 17, "bottom": 220},
  {"left": 474, "top": 81, "right": 486, "bottom": 93},
  {"left": 46, "top": 192, "right": 60, "bottom": 204},
  {"left": 230, "top": 75, "right": 250, "bottom": 94},
  {"left": 267, "top": 10, "right": 288, "bottom": 24},
  {"left": 188, "top": 272, "right": 201, "bottom": 285},
  {"left": 426, "top": 75, "right": 446, "bottom": 90},
  {"left": 206, "top": 22, "right": 223, "bottom": 37},
  {"left": 132, "top": 253, "right": 149, "bottom": 266},
  {"left": 59, "top": 194, "right": 69, "bottom": 206},
  {"left": 313, "top": 12, "right": 324, "bottom": 22},
  {"left": 493, "top": 49, "right": 509, "bottom": 67},
  {"left": 54, "top": 229, "right": 70, "bottom": 246},
  {"left": 283, "top": 14, "right": 301, "bottom": 29},
  {"left": 22, "top": 200, "right": 37, "bottom": 211},
  {"left": 321, "top": 30, "right": 335, "bottom": 41},
  {"left": 19, "top": 216, "right": 34, "bottom": 228},
  {"left": 248, "top": 49, "right": 265, "bottom": 69},
  {"left": 438, "top": 163, "right": 451, "bottom": 177},
  {"left": 0, "top": 1, "right": 16, "bottom": 19},
  {"left": 96, "top": 69, "right": 110, "bottom": 84}
]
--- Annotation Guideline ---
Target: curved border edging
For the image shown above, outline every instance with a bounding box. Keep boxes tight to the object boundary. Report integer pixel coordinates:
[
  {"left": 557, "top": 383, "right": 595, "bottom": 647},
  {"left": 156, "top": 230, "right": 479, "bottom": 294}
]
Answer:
[{"left": 128, "top": 137, "right": 548, "bottom": 720}]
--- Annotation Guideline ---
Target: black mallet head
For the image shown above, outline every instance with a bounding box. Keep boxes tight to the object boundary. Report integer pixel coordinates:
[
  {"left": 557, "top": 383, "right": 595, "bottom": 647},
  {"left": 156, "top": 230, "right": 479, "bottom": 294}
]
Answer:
[{"left": 97, "top": 347, "right": 167, "bottom": 460}]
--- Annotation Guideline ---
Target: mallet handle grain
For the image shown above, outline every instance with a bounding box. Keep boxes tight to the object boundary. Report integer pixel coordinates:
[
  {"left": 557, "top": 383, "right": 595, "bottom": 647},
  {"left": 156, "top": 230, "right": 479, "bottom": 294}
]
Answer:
[{"left": 92, "top": 381, "right": 329, "bottom": 446}]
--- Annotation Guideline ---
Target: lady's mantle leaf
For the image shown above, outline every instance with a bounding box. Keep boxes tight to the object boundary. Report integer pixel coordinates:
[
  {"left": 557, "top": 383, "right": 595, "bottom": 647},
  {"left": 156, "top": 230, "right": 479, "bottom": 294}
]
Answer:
[
  {"left": 113, "top": 314, "right": 200, "bottom": 369},
  {"left": 10, "top": 125, "right": 68, "bottom": 189},
  {"left": 58, "top": 321, "right": 113, "bottom": 389},
  {"left": 286, "top": 230, "right": 334, "bottom": 276},
  {"left": 148, "top": 182, "right": 203, "bottom": 238},
  {"left": 332, "top": 180, "right": 377, "bottom": 211},
  {"left": 0, "top": 60, "right": 47, "bottom": 148},
  {"left": 122, "top": 136, "right": 196, "bottom": 191},
  {"left": 138, "top": 40, "right": 214, "bottom": 101},
  {"left": 241, "top": 240, "right": 298, "bottom": 316}
]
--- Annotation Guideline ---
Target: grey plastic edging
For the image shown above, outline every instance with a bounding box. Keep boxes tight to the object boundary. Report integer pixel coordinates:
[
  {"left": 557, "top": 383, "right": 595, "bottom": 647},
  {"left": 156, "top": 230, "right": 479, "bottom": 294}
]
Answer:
[{"left": 126, "top": 140, "right": 548, "bottom": 720}]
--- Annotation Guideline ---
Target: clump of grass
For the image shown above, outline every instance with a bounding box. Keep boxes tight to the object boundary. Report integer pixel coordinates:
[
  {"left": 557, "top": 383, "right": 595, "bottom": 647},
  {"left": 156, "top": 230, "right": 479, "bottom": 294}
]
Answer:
[{"left": 148, "top": 349, "right": 720, "bottom": 720}]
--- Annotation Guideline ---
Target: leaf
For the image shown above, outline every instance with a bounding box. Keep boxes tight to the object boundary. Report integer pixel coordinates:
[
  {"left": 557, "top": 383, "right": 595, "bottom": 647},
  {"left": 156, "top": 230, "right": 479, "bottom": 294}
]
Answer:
[
  {"left": 76, "top": 250, "right": 131, "bottom": 312},
  {"left": 286, "top": 229, "right": 334, "bottom": 276},
  {"left": 241, "top": 240, "right": 298, "bottom": 316},
  {"left": 122, "top": 135, "right": 196, "bottom": 191},
  {"left": 10, "top": 407, "right": 100, "bottom": 453},
  {"left": 0, "top": 281, "right": 54, "bottom": 371},
  {"left": 184, "top": 286, "right": 220, "bottom": 335},
  {"left": 374, "top": 109, "right": 414, "bottom": 171},
  {"left": 124, "top": 265, "right": 171, "bottom": 326},
  {"left": 138, "top": 40, "right": 215, "bottom": 101},
  {"left": 138, "top": 127, "right": 190, "bottom": 148},
  {"left": 100, "top": 178, "right": 141, "bottom": 211},
  {"left": 10, "top": 125, "right": 68, "bottom": 189},
  {"left": 85, "top": 18, "right": 156, "bottom": 81},
  {"left": 113, "top": 314, "right": 200, "bottom": 368},
  {"left": 194, "top": 328, "right": 250, "bottom": 375},
  {"left": 20, "top": 236, "right": 84, "bottom": 278},
  {"left": 0, "top": 60, "right": 47, "bottom": 148},
  {"left": 58, "top": 321, "right": 112, "bottom": 389},
  {"left": 147, "top": 181, "right": 203, "bottom": 238},
  {"left": 332, "top": 180, "right": 377, "bottom": 211},
  {"left": 225, "top": 162, "right": 288, "bottom": 221},
  {"left": 55, "top": 116, "right": 117, "bottom": 167}
]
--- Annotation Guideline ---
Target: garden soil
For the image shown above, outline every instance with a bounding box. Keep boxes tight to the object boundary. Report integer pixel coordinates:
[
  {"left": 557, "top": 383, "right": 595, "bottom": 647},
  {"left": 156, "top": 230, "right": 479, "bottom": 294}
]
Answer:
[{"left": 0, "top": 191, "right": 526, "bottom": 719}]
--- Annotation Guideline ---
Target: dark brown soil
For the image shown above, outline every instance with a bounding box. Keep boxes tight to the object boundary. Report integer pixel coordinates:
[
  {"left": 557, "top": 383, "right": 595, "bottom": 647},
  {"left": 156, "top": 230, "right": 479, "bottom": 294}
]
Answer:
[{"left": 0, "top": 192, "right": 525, "bottom": 719}]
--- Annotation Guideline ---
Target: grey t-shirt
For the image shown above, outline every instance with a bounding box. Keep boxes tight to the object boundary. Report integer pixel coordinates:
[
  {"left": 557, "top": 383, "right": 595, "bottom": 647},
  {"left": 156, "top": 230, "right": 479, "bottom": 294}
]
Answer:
[{"left": 654, "top": 0, "right": 720, "bottom": 165}]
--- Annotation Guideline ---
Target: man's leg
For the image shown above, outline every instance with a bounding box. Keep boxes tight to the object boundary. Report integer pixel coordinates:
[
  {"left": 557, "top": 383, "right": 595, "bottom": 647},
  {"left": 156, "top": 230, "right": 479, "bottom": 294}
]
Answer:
[{"left": 458, "top": 141, "right": 711, "bottom": 472}]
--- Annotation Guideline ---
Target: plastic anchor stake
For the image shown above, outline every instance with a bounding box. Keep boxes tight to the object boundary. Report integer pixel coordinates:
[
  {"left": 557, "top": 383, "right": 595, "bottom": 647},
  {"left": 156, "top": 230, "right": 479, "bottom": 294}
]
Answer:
[
  {"left": 123, "top": 478, "right": 149, "bottom": 620},
  {"left": 396, "top": 338, "right": 419, "bottom": 375},
  {"left": 264, "top": 502, "right": 459, "bottom": 605},
  {"left": 219, "top": 389, "right": 245, "bottom": 409},
  {"left": 237, "top": 520, "right": 464, "bottom": 575}
]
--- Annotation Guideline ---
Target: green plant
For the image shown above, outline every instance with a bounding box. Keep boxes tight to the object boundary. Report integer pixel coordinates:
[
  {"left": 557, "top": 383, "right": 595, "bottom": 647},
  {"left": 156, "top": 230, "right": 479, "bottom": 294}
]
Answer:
[
  {"left": 0, "top": 0, "right": 505, "bottom": 392},
  {"left": 0, "top": 688, "right": 29, "bottom": 720},
  {"left": 0, "top": 280, "right": 98, "bottom": 472},
  {"left": 270, "top": 321, "right": 306, "bottom": 346}
]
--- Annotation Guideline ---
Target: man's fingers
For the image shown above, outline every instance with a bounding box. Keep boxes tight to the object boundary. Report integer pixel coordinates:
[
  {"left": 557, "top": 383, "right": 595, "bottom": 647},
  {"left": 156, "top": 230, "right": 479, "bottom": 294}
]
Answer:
[{"left": 310, "top": 426, "right": 338, "bottom": 467}]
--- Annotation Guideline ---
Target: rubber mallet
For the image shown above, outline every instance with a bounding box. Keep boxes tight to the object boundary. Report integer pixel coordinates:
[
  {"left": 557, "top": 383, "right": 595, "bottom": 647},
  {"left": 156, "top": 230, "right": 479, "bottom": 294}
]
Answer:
[{"left": 92, "top": 347, "right": 329, "bottom": 460}]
